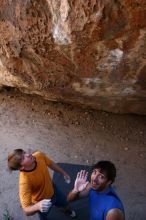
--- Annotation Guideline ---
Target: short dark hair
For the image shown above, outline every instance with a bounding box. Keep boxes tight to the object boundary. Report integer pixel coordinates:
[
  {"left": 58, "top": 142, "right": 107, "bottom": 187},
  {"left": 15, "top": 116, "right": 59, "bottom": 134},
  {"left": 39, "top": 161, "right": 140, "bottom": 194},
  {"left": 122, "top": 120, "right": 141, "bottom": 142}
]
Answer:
[
  {"left": 92, "top": 161, "right": 116, "bottom": 183},
  {"left": 8, "top": 149, "right": 23, "bottom": 171}
]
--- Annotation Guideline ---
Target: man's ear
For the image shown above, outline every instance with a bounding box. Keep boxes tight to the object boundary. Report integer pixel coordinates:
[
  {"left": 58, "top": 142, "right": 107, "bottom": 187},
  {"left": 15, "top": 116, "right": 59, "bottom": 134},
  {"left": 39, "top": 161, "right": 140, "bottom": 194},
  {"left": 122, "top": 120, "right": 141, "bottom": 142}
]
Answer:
[{"left": 107, "top": 180, "right": 112, "bottom": 186}]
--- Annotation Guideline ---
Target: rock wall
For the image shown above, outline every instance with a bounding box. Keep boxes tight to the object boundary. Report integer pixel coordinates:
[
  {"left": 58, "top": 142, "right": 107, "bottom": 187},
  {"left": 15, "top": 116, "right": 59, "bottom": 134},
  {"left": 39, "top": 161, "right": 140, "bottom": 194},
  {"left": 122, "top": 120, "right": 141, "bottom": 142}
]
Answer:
[{"left": 0, "top": 0, "right": 146, "bottom": 114}]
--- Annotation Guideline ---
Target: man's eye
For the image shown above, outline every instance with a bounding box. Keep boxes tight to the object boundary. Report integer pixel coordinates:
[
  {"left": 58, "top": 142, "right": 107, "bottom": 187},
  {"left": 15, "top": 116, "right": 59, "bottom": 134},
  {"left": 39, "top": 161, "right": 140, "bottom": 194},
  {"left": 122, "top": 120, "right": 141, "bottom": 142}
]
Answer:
[{"left": 99, "top": 175, "right": 104, "bottom": 179}]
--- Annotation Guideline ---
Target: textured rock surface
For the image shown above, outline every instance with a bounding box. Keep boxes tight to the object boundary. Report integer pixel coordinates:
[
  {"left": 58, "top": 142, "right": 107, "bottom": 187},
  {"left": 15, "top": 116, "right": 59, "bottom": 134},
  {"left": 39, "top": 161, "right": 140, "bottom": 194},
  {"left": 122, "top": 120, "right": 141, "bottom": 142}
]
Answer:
[{"left": 0, "top": 0, "right": 146, "bottom": 114}]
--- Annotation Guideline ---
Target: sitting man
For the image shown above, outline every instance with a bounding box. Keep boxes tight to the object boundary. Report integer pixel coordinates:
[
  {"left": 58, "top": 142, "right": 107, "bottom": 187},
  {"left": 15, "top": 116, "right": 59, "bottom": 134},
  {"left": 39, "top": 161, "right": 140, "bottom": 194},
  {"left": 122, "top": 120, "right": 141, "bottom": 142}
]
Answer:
[
  {"left": 8, "top": 149, "right": 76, "bottom": 220},
  {"left": 67, "top": 161, "right": 125, "bottom": 220}
]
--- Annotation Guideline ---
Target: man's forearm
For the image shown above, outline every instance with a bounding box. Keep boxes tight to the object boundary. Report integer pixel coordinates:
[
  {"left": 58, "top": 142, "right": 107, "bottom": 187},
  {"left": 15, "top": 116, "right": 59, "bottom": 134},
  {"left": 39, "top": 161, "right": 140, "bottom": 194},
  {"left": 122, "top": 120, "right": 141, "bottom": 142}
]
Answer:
[
  {"left": 23, "top": 203, "right": 39, "bottom": 216},
  {"left": 67, "top": 189, "right": 80, "bottom": 202},
  {"left": 49, "top": 161, "right": 67, "bottom": 176},
  {"left": 67, "top": 183, "right": 91, "bottom": 202}
]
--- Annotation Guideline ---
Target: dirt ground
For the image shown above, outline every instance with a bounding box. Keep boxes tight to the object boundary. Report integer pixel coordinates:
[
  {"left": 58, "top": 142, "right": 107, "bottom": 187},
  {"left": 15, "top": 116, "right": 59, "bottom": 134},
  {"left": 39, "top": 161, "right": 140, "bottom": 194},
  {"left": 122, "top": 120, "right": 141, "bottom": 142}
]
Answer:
[{"left": 0, "top": 89, "right": 146, "bottom": 220}]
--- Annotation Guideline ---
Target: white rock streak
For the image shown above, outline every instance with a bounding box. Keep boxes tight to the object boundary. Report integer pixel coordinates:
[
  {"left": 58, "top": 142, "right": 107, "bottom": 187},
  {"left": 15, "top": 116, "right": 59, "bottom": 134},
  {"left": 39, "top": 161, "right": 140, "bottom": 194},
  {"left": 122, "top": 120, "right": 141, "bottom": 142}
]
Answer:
[
  {"left": 47, "top": 0, "right": 71, "bottom": 45},
  {"left": 110, "top": 48, "right": 123, "bottom": 63}
]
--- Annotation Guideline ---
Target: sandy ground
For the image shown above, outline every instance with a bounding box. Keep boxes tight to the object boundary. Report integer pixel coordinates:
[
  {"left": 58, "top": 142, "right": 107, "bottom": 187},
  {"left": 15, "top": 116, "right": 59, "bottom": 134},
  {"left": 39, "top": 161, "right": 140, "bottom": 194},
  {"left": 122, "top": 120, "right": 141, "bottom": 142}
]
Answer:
[{"left": 0, "top": 89, "right": 146, "bottom": 220}]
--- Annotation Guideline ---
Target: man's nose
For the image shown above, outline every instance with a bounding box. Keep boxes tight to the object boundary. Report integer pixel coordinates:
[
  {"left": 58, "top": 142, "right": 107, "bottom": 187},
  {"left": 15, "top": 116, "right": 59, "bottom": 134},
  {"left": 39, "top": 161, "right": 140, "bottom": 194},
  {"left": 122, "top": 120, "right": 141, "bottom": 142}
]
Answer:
[{"left": 92, "top": 174, "right": 98, "bottom": 181}]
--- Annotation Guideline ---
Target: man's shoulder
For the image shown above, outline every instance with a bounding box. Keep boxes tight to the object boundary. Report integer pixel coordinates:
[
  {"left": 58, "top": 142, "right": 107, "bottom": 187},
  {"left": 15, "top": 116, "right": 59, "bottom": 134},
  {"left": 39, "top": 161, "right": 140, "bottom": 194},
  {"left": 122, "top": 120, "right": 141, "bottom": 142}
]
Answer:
[
  {"left": 33, "top": 151, "right": 44, "bottom": 158},
  {"left": 106, "top": 188, "right": 124, "bottom": 212},
  {"left": 33, "top": 151, "right": 52, "bottom": 165},
  {"left": 33, "top": 151, "right": 50, "bottom": 163}
]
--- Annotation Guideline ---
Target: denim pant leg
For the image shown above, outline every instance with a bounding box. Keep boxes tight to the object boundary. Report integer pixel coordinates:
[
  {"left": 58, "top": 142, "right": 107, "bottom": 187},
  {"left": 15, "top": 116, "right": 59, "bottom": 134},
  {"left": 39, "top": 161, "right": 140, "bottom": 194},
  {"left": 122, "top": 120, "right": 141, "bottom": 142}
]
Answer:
[
  {"left": 52, "top": 184, "right": 68, "bottom": 208},
  {"left": 37, "top": 184, "right": 68, "bottom": 220},
  {"left": 37, "top": 188, "right": 57, "bottom": 220},
  {"left": 38, "top": 209, "right": 51, "bottom": 220}
]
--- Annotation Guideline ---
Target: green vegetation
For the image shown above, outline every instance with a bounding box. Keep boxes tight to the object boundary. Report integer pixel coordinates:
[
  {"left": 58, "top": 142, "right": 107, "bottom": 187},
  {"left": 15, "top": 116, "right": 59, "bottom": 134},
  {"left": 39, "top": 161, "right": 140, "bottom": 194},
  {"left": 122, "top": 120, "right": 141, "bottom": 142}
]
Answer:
[{"left": 3, "top": 209, "right": 11, "bottom": 220}]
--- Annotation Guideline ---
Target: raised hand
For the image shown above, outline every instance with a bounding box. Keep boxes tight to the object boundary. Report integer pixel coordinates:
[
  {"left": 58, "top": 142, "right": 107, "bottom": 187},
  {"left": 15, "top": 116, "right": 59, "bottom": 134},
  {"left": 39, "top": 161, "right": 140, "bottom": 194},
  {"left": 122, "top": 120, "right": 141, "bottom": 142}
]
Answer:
[{"left": 73, "top": 170, "right": 89, "bottom": 192}]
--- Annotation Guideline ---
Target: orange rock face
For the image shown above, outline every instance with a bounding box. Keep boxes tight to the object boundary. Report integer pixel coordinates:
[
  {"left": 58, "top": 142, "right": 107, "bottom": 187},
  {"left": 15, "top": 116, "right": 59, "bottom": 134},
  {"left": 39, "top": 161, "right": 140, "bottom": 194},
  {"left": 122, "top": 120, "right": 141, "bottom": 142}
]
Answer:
[{"left": 0, "top": 0, "right": 146, "bottom": 114}]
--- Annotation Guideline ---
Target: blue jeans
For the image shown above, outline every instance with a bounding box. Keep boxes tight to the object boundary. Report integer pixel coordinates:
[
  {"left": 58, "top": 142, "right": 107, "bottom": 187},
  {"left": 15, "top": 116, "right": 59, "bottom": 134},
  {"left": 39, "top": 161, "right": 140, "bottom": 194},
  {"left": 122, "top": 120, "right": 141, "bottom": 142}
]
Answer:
[{"left": 38, "top": 184, "right": 68, "bottom": 220}]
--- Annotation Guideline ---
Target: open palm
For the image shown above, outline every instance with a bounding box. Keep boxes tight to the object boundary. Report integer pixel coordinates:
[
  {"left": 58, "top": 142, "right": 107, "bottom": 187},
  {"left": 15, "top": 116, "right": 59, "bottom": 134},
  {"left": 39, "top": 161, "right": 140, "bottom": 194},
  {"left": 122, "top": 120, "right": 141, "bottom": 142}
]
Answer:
[{"left": 74, "top": 170, "right": 89, "bottom": 192}]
